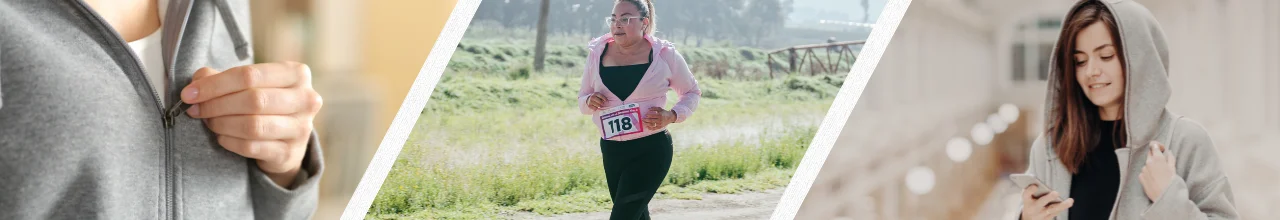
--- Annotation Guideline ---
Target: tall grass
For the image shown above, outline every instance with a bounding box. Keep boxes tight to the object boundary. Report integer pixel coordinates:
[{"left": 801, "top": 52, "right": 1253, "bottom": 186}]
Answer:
[{"left": 368, "top": 73, "right": 835, "bottom": 219}]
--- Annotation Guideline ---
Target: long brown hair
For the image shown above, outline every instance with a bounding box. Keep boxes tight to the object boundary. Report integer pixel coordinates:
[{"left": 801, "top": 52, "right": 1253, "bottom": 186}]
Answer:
[{"left": 1049, "top": 0, "right": 1127, "bottom": 174}]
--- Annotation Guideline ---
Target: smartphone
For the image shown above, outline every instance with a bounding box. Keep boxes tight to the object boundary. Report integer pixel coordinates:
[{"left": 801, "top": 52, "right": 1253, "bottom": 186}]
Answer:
[{"left": 1009, "top": 173, "right": 1062, "bottom": 205}]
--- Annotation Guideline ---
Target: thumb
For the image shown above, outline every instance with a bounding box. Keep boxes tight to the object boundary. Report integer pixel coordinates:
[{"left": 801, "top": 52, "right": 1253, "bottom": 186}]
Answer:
[{"left": 1152, "top": 141, "right": 1162, "bottom": 157}]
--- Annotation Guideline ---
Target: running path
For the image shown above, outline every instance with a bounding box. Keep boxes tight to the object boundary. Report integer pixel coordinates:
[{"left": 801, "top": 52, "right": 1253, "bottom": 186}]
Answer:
[{"left": 515, "top": 188, "right": 783, "bottom": 220}]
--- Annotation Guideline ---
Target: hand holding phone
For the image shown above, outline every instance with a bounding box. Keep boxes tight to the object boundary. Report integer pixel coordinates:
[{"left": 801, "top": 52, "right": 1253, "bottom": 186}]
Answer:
[
  {"left": 1010, "top": 174, "right": 1056, "bottom": 201},
  {"left": 1011, "top": 174, "right": 1074, "bottom": 220}
]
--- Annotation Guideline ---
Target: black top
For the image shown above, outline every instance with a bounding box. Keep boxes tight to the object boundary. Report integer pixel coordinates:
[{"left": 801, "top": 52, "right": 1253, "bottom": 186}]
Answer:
[
  {"left": 599, "top": 43, "right": 652, "bottom": 101},
  {"left": 1068, "top": 120, "right": 1122, "bottom": 220}
]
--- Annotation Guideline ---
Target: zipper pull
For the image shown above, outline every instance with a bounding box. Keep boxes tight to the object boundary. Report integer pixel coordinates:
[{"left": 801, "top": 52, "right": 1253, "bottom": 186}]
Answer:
[{"left": 163, "top": 102, "right": 191, "bottom": 128}]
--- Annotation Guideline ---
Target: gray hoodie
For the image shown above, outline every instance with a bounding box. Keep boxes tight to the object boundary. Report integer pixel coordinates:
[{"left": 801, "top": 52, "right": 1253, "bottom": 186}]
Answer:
[
  {"left": 0, "top": 0, "right": 321, "bottom": 219},
  {"left": 1023, "top": 0, "right": 1238, "bottom": 219}
]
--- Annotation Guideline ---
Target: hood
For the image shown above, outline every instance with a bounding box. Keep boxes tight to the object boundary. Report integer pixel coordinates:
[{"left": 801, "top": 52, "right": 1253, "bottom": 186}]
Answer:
[
  {"left": 1043, "top": 0, "right": 1171, "bottom": 147},
  {"left": 163, "top": 0, "right": 252, "bottom": 71},
  {"left": 161, "top": 0, "right": 252, "bottom": 114}
]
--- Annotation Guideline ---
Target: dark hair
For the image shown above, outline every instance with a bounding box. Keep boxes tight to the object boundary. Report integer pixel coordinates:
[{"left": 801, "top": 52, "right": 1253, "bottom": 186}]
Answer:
[
  {"left": 1049, "top": 0, "right": 1127, "bottom": 174},
  {"left": 617, "top": 0, "right": 656, "bottom": 35}
]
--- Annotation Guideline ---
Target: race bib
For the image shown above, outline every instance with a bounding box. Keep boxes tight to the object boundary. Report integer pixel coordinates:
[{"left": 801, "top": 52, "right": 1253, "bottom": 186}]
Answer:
[{"left": 599, "top": 103, "right": 645, "bottom": 139}]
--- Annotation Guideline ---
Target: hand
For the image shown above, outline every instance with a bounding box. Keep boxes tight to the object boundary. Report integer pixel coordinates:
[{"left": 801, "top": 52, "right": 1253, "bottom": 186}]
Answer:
[
  {"left": 1139, "top": 141, "right": 1177, "bottom": 202},
  {"left": 586, "top": 93, "right": 606, "bottom": 110},
  {"left": 181, "top": 62, "right": 323, "bottom": 188},
  {"left": 1020, "top": 185, "right": 1075, "bottom": 220},
  {"left": 643, "top": 107, "right": 674, "bottom": 130}
]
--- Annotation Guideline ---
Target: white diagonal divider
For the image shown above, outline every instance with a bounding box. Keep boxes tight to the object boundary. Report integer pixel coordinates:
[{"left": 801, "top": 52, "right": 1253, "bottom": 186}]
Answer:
[
  {"left": 339, "top": 0, "right": 482, "bottom": 219},
  {"left": 769, "top": 0, "right": 913, "bottom": 219}
]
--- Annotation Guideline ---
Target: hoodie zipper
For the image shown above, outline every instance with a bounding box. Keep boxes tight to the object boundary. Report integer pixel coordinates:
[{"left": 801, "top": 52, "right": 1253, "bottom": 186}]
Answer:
[{"left": 67, "top": 1, "right": 181, "bottom": 219}]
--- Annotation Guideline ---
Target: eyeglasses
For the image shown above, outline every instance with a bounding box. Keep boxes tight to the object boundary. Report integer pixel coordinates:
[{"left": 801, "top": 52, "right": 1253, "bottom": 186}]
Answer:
[{"left": 605, "top": 16, "right": 645, "bottom": 27}]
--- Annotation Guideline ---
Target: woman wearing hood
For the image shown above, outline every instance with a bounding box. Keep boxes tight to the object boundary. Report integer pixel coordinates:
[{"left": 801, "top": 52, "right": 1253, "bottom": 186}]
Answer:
[
  {"left": 1018, "top": 0, "right": 1238, "bottom": 219},
  {"left": 577, "top": 0, "right": 702, "bottom": 219}
]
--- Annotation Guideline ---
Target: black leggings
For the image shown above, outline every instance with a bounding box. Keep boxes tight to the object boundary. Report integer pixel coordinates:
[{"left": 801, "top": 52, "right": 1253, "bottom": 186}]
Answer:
[{"left": 599, "top": 131, "right": 674, "bottom": 220}]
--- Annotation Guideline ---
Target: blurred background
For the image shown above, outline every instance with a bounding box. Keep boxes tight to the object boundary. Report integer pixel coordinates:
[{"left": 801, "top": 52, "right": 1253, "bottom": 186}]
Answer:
[
  {"left": 245, "top": 0, "right": 458, "bottom": 218},
  {"left": 798, "top": 0, "right": 1280, "bottom": 219}
]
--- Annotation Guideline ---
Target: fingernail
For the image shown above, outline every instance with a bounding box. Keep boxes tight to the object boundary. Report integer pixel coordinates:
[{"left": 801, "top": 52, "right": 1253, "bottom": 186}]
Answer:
[
  {"left": 186, "top": 104, "right": 200, "bottom": 117},
  {"left": 181, "top": 87, "right": 199, "bottom": 102}
]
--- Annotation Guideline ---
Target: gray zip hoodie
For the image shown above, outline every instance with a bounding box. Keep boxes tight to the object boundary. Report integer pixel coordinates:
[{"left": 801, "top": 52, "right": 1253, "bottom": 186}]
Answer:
[
  {"left": 0, "top": 0, "right": 321, "bottom": 219},
  {"left": 1022, "top": 0, "right": 1238, "bottom": 219}
]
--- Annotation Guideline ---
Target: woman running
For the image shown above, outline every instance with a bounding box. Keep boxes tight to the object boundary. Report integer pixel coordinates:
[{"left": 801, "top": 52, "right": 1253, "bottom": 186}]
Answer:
[{"left": 577, "top": 0, "right": 702, "bottom": 219}]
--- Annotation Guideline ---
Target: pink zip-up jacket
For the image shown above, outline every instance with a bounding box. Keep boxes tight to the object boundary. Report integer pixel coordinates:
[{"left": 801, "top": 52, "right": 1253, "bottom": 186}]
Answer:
[{"left": 577, "top": 34, "right": 702, "bottom": 141}]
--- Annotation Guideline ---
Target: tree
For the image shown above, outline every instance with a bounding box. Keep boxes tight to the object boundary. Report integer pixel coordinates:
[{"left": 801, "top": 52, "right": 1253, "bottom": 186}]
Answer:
[
  {"left": 533, "top": 0, "right": 551, "bottom": 72},
  {"left": 862, "top": 0, "right": 870, "bottom": 22},
  {"left": 745, "top": 0, "right": 787, "bottom": 46}
]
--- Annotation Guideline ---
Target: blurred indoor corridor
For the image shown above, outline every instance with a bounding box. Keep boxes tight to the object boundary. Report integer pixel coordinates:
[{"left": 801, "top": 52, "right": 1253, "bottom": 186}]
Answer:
[{"left": 247, "top": 0, "right": 456, "bottom": 218}]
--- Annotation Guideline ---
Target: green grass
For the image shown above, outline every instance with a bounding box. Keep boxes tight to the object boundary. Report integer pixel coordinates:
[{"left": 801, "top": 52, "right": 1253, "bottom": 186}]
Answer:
[
  {"left": 368, "top": 73, "right": 834, "bottom": 219},
  {"left": 371, "top": 127, "right": 813, "bottom": 219},
  {"left": 368, "top": 24, "right": 845, "bottom": 218}
]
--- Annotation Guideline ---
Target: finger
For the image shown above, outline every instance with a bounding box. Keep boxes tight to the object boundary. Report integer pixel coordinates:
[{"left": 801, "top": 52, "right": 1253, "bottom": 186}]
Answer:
[
  {"left": 591, "top": 97, "right": 604, "bottom": 109},
  {"left": 217, "top": 136, "right": 306, "bottom": 174},
  {"left": 1043, "top": 198, "right": 1075, "bottom": 215},
  {"left": 644, "top": 112, "right": 660, "bottom": 120},
  {"left": 644, "top": 116, "right": 661, "bottom": 124},
  {"left": 1022, "top": 185, "right": 1038, "bottom": 204},
  {"left": 216, "top": 135, "right": 290, "bottom": 161},
  {"left": 592, "top": 94, "right": 605, "bottom": 103},
  {"left": 1153, "top": 146, "right": 1166, "bottom": 161},
  {"left": 206, "top": 115, "right": 307, "bottom": 140},
  {"left": 188, "top": 88, "right": 318, "bottom": 118},
  {"left": 1152, "top": 143, "right": 1162, "bottom": 157},
  {"left": 192, "top": 67, "right": 218, "bottom": 81},
  {"left": 183, "top": 62, "right": 311, "bottom": 104},
  {"left": 1034, "top": 191, "right": 1060, "bottom": 208}
]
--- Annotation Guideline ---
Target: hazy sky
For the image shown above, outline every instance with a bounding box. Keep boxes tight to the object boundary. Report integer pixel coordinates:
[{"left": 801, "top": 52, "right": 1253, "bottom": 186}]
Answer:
[{"left": 791, "top": 0, "right": 887, "bottom": 23}]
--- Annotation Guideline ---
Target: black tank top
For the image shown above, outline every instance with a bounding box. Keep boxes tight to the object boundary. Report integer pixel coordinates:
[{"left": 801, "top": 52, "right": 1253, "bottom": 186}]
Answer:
[
  {"left": 599, "top": 43, "right": 652, "bottom": 101},
  {"left": 1068, "top": 120, "right": 1122, "bottom": 220}
]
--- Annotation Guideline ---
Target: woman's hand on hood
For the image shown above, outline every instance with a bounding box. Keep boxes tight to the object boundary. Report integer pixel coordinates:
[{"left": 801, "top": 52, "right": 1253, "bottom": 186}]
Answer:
[{"left": 1140, "top": 141, "right": 1178, "bottom": 202}]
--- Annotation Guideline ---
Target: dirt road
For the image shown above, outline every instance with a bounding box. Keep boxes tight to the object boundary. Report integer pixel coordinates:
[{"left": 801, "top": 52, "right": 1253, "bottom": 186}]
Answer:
[{"left": 513, "top": 188, "right": 784, "bottom": 220}]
